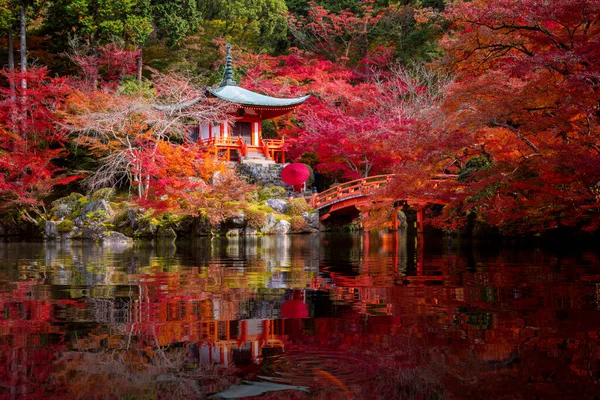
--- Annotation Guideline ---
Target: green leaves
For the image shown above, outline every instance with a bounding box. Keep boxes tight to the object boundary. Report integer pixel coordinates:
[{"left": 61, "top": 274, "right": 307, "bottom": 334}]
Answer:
[{"left": 150, "top": 0, "right": 202, "bottom": 47}]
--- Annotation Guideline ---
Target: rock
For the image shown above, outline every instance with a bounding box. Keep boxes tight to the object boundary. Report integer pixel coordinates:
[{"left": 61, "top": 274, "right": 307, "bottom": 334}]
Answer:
[
  {"left": 157, "top": 226, "right": 177, "bottom": 238},
  {"left": 245, "top": 228, "right": 258, "bottom": 235},
  {"left": 190, "top": 216, "right": 214, "bottom": 236},
  {"left": 44, "top": 221, "right": 59, "bottom": 239},
  {"left": 52, "top": 204, "right": 72, "bottom": 220},
  {"left": 396, "top": 210, "right": 408, "bottom": 230},
  {"left": 265, "top": 199, "right": 287, "bottom": 214},
  {"left": 80, "top": 200, "right": 115, "bottom": 219},
  {"left": 303, "top": 212, "right": 320, "bottom": 230},
  {"left": 70, "top": 226, "right": 82, "bottom": 239},
  {"left": 134, "top": 222, "right": 158, "bottom": 238},
  {"left": 82, "top": 222, "right": 108, "bottom": 241},
  {"left": 228, "top": 212, "right": 246, "bottom": 228},
  {"left": 102, "top": 231, "right": 134, "bottom": 246},
  {"left": 226, "top": 229, "right": 241, "bottom": 237},
  {"left": 272, "top": 220, "right": 290, "bottom": 235},
  {"left": 260, "top": 213, "right": 278, "bottom": 233},
  {"left": 90, "top": 187, "right": 116, "bottom": 201},
  {"left": 51, "top": 193, "right": 84, "bottom": 210}
]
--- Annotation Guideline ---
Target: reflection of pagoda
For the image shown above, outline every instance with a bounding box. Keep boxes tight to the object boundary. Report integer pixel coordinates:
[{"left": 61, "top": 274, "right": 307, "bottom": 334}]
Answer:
[{"left": 192, "top": 44, "right": 309, "bottom": 164}]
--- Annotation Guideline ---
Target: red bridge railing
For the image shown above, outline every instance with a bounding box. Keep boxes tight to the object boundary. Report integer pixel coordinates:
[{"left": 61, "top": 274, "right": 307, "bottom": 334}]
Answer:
[
  {"left": 309, "top": 174, "right": 458, "bottom": 210},
  {"left": 310, "top": 174, "right": 393, "bottom": 210}
]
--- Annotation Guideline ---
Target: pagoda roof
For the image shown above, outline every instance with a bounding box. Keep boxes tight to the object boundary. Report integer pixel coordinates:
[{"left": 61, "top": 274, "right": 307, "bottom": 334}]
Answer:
[{"left": 206, "top": 85, "right": 310, "bottom": 108}]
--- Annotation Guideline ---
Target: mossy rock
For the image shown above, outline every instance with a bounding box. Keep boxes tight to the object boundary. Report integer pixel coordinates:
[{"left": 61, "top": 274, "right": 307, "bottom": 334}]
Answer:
[
  {"left": 90, "top": 187, "right": 116, "bottom": 201},
  {"left": 56, "top": 219, "right": 75, "bottom": 233},
  {"left": 258, "top": 184, "right": 288, "bottom": 201},
  {"left": 51, "top": 192, "right": 85, "bottom": 210}
]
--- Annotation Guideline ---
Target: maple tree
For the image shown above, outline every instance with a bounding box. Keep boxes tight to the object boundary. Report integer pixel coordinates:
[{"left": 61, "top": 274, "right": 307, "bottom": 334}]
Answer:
[
  {"left": 64, "top": 70, "right": 251, "bottom": 218},
  {"left": 236, "top": 45, "right": 444, "bottom": 180},
  {"left": 288, "top": 0, "right": 384, "bottom": 63},
  {"left": 385, "top": 0, "right": 600, "bottom": 233},
  {"left": 66, "top": 39, "right": 140, "bottom": 90},
  {"left": 0, "top": 68, "right": 80, "bottom": 220}
]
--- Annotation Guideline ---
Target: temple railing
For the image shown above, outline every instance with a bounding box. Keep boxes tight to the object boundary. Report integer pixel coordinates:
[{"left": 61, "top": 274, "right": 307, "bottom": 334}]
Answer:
[
  {"left": 202, "top": 136, "right": 286, "bottom": 163},
  {"left": 260, "top": 138, "right": 285, "bottom": 163},
  {"left": 238, "top": 137, "right": 248, "bottom": 157}
]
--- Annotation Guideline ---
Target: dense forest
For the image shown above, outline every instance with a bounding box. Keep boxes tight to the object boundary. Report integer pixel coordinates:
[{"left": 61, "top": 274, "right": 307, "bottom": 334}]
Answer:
[{"left": 0, "top": 0, "right": 599, "bottom": 236}]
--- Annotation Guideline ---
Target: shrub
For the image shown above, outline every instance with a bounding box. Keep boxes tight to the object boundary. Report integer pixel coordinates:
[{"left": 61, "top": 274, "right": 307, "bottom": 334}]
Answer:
[
  {"left": 286, "top": 198, "right": 308, "bottom": 216},
  {"left": 245, "top": 208, "right": 268, "bottom": 230},
  {"left": 290, "top": 215, "right": 307, "bottom": 232},
  {"left": 256, "top": 204, "right": 273, "bottom": 213}
]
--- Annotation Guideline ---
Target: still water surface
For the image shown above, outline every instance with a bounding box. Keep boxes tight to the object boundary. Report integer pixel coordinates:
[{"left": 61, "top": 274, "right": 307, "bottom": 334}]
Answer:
[{"left": 0, "top": 233, "right": 599, "bottom": 399}]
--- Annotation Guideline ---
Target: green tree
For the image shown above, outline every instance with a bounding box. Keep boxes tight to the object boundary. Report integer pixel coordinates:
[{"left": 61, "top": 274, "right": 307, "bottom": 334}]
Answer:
[
  {"left": 149, "top": 0, "right": 202, "bottom": 47},
  {"left": 44, "top": 0, "right": 151, "bottom": 46},
  {"left": 200, "top": 0, "right": 288, "bottom": 53}
]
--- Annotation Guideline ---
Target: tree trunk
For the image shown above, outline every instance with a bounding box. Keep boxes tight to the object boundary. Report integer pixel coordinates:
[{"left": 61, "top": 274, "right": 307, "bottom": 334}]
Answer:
[
  {"left": 19, "top": 0, "right": 26, "bottom": 79},
  {"left": 19, "top": 0, "right": 27, "bottom": 138},
  {"left": 137, "top": 47, "right": 143, "bottom": 81},
  {"left": 8, "top": 27, "right": 15, "bottom": 102}
]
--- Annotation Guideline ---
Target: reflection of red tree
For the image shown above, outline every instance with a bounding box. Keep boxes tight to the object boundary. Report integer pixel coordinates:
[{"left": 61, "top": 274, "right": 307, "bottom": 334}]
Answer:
[{"left": 0, "top": 249, "right": 599, "bottom": 398}]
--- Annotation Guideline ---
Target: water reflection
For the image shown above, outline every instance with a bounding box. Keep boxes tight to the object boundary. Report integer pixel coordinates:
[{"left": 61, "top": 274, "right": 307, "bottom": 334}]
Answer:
[{"left": 0, "top": 233, "right": 599, "bottom": 398}]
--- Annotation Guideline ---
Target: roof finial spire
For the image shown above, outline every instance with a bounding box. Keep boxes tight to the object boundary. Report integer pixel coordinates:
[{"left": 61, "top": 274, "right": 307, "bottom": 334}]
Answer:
[{"left": 221, "top": 43, "right": 237, "bottom": 87}]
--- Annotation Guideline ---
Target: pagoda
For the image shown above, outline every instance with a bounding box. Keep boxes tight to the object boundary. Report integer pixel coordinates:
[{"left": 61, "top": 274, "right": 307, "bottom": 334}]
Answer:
[{"left": 193, "top": 44, "right": 309, "bottom": 164}]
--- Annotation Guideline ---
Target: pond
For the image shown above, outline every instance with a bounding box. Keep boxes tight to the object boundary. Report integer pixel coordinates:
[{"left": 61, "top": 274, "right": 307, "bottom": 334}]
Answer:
[{"left": 0, "top": 232, "right": 599, "bottom": 399}]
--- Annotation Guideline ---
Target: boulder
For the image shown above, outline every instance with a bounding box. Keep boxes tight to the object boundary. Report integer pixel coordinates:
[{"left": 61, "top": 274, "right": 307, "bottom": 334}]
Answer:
[
  {"left": 260, "top": 213, "right": 278, "bottom": 234},
  {"left": 51, "top": 193, "right": 84, "bottom": 211},
  {"left": 52, "top": 203, "right": 72, "bottom": 220},
  {"left": 396, "top": 210, "right": 408, "bottom": 230},
  {"left": 272, "top": 220, "right": 290, "bottom": 235},
  {"left": 44, "top": 221, "right": 59, "bottom": 239},
  {"left": 244, "top": 228, "right": 258, "bottom": 235},
  {"left": 157, "top": 226, "right": 177, "bottom": 238},
  {"left": 134, "top": 222, "right": 158, "bottom": 238},
  {"left": 82, "top": 222, "right": 109, "bottom": 241},
  {"left": 302, "top": 212, "right": 320, "bottom": 230},
  {"left": 265, "top": 199, "right": 287, "bottom": 214},
  {"left": 80, "top": 200, "right": 115, "bottom": 219},
  {"left": 90, "top": 187, "right": 116, "bottom": 201},
  {"left": 226, "top": 229, "right": 242, "bottom": 237},
  {"left": 227, "top": 212, "right": 246, "bottom": 228},
  {"left": 102, "top": 231, "right": 134, "bottom": 246}
]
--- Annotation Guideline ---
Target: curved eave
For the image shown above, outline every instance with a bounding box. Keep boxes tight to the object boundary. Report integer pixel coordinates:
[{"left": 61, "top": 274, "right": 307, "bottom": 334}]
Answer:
[{"left": 207, "top": 85, "right": 310, "bottom": 108}]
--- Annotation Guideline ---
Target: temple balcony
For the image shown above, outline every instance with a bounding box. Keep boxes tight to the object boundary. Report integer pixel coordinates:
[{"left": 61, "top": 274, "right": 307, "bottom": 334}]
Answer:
[{"left": 197, "top": 135, "right": 286, "bottom": 164}]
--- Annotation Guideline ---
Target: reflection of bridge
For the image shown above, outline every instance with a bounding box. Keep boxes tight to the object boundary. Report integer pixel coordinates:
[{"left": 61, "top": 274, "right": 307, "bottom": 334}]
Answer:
[{"left": 309, "top": 174, "right": 456, "bottom": 231}]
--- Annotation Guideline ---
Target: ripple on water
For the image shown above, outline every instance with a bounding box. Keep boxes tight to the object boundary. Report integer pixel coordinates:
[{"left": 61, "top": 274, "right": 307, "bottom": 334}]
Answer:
[{"left": 258, "top": 349, "right": 373, "bottom": 389}]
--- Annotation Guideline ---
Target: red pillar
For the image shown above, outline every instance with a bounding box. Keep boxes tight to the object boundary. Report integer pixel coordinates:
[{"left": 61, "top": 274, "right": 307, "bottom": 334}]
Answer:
[
  {"left": 391, "top": 208, "right": 399, "bottom": 230},
  {"left": 416, "top": 208, "right": 424, "bottom": 234}
]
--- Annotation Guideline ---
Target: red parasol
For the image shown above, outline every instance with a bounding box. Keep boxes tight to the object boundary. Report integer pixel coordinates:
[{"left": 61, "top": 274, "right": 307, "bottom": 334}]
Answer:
[{"left": 281, "top": 163, "right": 310, "bottom": 186}]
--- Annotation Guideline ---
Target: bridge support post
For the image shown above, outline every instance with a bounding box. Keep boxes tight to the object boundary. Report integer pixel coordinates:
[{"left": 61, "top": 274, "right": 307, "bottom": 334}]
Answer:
[
  {"left": 391, "top": 208, "right": 399, "bottom": 230},
  {"left": 416, "top": 208, "right": 424, "bottom": 234}
]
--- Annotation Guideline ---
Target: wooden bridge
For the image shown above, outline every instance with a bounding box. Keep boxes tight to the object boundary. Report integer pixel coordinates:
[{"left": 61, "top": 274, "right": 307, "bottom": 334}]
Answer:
[{"left": 309, "top": 174, "right": 456, "bottom": 231}]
